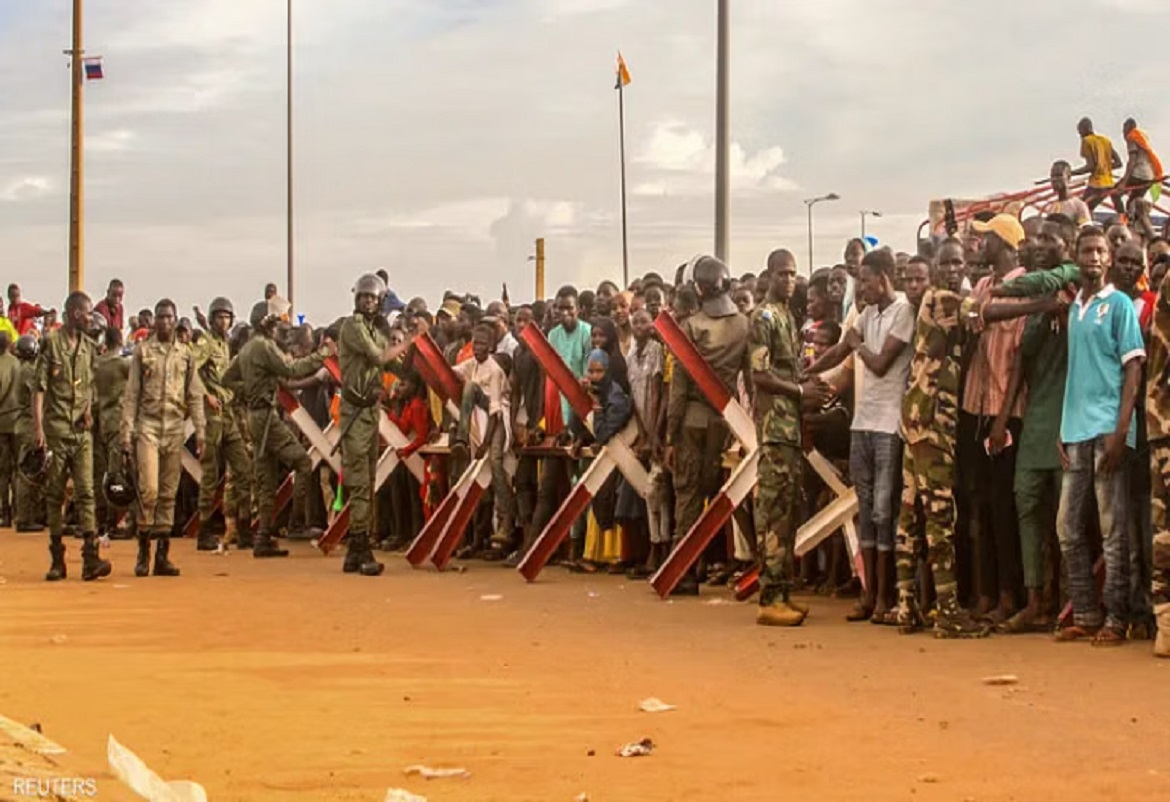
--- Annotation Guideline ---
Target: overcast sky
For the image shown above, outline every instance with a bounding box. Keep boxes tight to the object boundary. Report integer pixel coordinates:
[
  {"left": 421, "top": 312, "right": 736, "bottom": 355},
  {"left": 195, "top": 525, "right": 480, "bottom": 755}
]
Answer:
[{"left": 3, "top": 0, "right": 1168, "bottom": 322}]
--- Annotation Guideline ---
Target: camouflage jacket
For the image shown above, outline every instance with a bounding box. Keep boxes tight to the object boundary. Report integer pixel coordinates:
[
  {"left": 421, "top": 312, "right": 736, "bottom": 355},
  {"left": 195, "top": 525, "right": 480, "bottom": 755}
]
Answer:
[
  {"left": 1148, "top": 271, "right": 1170, "bottom": 442},
  {"left": 339, "top": 314, "right": 389, "bottom": 407},
  {"left": 748, "top": 302, "right": 801, "bottom": 447},
  {"left": 120, "top": 335, "right": 206, "bottom": 446},
  {"left": 192, "top": 331, "right": 234, "bottom": 412},
  {"left": 902, "top": 289, "right": 964, "bottom": 451}
]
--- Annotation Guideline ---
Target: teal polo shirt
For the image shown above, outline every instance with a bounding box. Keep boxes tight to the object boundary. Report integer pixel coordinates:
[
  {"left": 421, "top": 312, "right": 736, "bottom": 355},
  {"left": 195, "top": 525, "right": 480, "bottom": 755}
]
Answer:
[{"left": 1060, "top": 284, "right": 1145, "bottom": 447}]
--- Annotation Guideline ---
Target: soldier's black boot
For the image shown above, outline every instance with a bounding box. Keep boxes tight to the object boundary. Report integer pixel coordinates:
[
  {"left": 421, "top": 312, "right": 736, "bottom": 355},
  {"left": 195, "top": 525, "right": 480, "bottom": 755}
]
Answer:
[
  {"left": 134, "top": 534, "right": 152, "bottom": 577},
  {"left": 354, "top": 532, "right": 384, "bottom": 577},
  {"left": 81, "top": 534, "right": 112, "bottom": 581},
  {"left": 196, "top": 520, "right": 219, "bottom": 552},
  {"left": 237, "top": 517, "right": 255, "bottom": 551},
  {"left": 153, "top": 536, "right": 180, "bottom": 576},
  {"left": 342, "top": 533, "right": 361, "bottom": 573},
  {"left": 252, "top": 532, "right": 289, "bottom": 558},
  {"left": 45, "top": 537, "right": 67, "bottom": 582}
]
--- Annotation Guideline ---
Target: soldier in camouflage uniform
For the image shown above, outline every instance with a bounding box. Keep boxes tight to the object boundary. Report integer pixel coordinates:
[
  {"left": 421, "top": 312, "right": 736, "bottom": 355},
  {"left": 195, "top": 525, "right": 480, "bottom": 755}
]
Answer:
[
  {"left": 13, "top": 335, "right": 44, "bottom": 532},
  {"left": 894, "top": 239, "right": 987, "bottom": 637},
  {"left": 749, "top": 252, "right": 831, "bottom": 626},
  {"left": 193, "top": 297, "right": 254, "bottom": 551},
  {"left": 121, "top": 299, "right": 206, "bottom": 577},
  {"left": 1148, "top": 268, "right": 1170, "bottom": 657},
  {"left": 223, "top": 299, "right": 331, "bottom": 558},
  {"left": 32, "top": 291, "right": 111, "bottom": 582},
  {"left": 338, "top": 274, "right": 412, "bottom": 576},
  {"left": 94, "top": 326, "right": 131, "bottom": 538}
]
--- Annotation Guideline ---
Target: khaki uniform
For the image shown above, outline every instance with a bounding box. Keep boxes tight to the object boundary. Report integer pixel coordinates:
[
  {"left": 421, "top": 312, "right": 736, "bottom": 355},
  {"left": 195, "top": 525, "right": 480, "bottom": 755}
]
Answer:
[
  {"left": 226, "top": 335, "right": 323, "bottom": 536},
  {"left": 895, "top": 289, "right": 964, "bottom": 606},
  {"left": 193, "top": 331, "right": 252, "bottom": 530},
  {"left": 666, "top": 306, "right": 750, "bottom": 546},
  {"left": 120, "top": 336, "right": 206, "bottom": 532},
  {"left": 748, "top": 302, "right": 803, "bottom": 606},
  {"left": 35, "top": 328, "right": 98, "bottom": 537}
]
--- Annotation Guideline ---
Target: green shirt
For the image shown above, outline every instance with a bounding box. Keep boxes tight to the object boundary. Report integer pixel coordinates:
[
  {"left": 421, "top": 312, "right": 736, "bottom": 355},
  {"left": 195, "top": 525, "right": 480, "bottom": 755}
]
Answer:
[
  {"left": 748, "top": 302, "right": 800, "bottom": 447},
  {"left": 0, "top": 352, "right": 20, "bottom": 434},
  {"left": 338, "top": 314, "right": 388, "bottom": 406},
  {"left": 14, "top": 361, "right": 36, "bottom": 438},
  {"left": 998, "top": 262, "right": 1080, "bottom": 298},
  {"left": 94, "top": 351, "right": 130, "bottom": 440},
  {"left": 192, "top": 332, "right": 234, "bottom": 408},
  {"left": 1016, "top": 313, "right": 1067, "bottom": 470},
  {"left": 228, "top": 335, "right": 324, "bottom": 408},
  {"left": 35, "top": 327, "right": 97, "bottom": 438}
]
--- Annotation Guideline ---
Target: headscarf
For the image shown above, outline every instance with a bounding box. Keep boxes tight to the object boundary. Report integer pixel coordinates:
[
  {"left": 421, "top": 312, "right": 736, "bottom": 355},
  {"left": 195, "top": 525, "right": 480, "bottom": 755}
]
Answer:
[{"left": 591, "top": 316, "right": 630, "bottom": 394}]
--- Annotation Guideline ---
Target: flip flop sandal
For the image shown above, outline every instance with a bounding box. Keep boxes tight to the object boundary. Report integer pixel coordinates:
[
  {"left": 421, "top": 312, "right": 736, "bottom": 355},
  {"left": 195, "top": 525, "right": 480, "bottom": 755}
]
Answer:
[
  {"left": 567, "top": 560, "right": 598, "bottom": 574},
  {"left": 997, "top": 611, "right": 1051, "bottom": 634},
  {"left": 1090, "top": 625, "right": 1127, "bottom": 647},
  {"left": 870, "top": 609, "right": 900, "bottom": 626},
  {"left": 846, "top": 602, "right": 874, "bottom": 622},
  {"left": 1054, "top": 624, "right": 1099, "bottom": 642}
]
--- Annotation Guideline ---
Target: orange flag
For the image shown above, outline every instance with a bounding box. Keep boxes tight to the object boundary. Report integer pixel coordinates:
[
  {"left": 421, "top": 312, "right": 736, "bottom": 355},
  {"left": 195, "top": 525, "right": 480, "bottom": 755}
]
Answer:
[{"left": 615, "top": 52, "right": 631, "bottom": 89}]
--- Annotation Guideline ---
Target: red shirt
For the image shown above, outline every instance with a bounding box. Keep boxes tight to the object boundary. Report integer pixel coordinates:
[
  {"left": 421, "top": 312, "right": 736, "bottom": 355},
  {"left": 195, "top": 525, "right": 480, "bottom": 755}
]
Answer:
[
  {"left": 7, "top": 301, "right": 43, "bottom": 335},
  {"left": 130, "top": 328, "right": 151, "bottom": 343},
  {"left": 386, "top": 397, "right": 431, "bottom": 459},
  {"left": 95, "top": 299, "right": 124, "bottom": 331}
]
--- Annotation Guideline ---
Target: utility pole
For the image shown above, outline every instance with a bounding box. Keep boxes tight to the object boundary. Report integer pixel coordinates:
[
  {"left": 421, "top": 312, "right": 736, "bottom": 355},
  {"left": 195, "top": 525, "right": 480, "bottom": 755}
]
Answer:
[
  {"left": 714, "top": 0, "right": 729, "bottom": 262},
  {"left": 67, "top": 0, "right": 84, "bottom": 292},
  {"left": 534, "top": 237, "right": 546, "bottom": 300},
  {"left": 286, "top": 0, "right": 295, "bottom": 313}
]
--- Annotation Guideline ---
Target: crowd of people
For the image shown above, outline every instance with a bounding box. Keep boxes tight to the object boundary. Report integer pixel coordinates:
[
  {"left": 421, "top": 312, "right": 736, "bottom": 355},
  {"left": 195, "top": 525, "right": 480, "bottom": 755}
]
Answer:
[{"left": 1, "top": 118, "right": 1167, "bottom": 658}]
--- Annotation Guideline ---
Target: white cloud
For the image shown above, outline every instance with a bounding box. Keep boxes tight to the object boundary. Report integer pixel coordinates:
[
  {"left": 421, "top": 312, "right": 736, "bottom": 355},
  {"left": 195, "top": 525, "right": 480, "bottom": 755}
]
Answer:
[
  {"left": 87, "top": 129, "right": 136, "bottom": 153},
  {"left": 0, "top": 177, "right": 52, "bottom": 202},
  {"left": 633, "top": 121, "right": 796, "bottom": 197}
]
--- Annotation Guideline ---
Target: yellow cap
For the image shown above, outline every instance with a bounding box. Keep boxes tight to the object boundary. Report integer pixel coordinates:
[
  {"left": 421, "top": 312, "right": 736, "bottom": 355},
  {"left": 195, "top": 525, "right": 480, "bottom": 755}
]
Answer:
[{"left": 971, "top": 214, "right": 1025, "bottom": 250}]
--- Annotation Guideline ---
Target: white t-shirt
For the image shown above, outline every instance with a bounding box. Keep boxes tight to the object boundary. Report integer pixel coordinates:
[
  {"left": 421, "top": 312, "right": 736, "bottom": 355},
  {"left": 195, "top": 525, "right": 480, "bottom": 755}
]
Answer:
[{"left": 850, "top": 297, "right": 914, "bottom": 435}]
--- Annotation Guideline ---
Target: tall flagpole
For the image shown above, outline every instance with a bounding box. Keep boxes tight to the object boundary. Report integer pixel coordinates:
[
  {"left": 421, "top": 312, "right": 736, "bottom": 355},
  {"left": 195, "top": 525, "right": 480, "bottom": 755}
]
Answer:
[
  {"left": 286, "top": 0, "right": 295, "bottom": 314},
  {"left": 67, "top": 0, "right": 85, "bottom": 292},
  {"left": 714, "top": 0, "right": 729, "bottom": 262},
  {"left": 617, "top": 76, "right": 629, "bottom": 290}
]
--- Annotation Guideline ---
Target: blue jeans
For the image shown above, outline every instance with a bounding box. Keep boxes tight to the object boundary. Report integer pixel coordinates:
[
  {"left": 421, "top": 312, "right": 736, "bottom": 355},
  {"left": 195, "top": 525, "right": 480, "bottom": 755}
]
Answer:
[
  {"left": 850, "top": 431, "right": 903, "bottom": 553},
  {"left": 1056, "top": 437, "right": 1131, "bottom": 629}
]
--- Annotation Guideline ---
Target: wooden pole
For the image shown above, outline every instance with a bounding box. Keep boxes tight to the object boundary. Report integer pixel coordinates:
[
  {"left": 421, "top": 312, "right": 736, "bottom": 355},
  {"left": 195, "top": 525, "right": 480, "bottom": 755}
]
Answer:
[
  {"left": 67, "top": 0, "right": 84, "bottom": 292},
  {"left": 617, "top": 82, "right": 629, "bottom": 288},
  {"left": 534, "top": 237, "right": 545, "bottom": 300},
  {"left": 286, "top": 0, "right": 295, "bottom": 313}
]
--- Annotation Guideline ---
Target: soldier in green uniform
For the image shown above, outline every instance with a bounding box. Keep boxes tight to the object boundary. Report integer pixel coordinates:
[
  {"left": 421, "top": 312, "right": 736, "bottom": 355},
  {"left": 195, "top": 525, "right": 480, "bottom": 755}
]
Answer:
[
  {"left": 121, "top": 299, "right": 206, "bottom": 577},
  {"left": 893, "top": 240, "right": 988, "bottom": 637},
  {"left": 224, "top": 298, "right": 333, "bottom": 558},
  {"left": 664, "top": 255, "right": 751, "bottom": 596},
  {"left": 1148, "top": 267, "right": 1170, "bottom": 657},
  {"left": 32, "top": 291, "right": 111, "bottom": 582},
  {"left": 193, "top": 297, "right": 254, "bottom": 551},
  {"left": 0, "top": 331, "right": 19, "bottom": 527},
  {"left": 13, "top": 335, "right": 44, "bottom": 532},
  {"left": 338, "top": 274, "right": 412, "bottom": 576},
  {"left": 749, "top": 252, "right": 831, "bottom": 626},
  {"left": 94, "top": 326, "right": 131, "bottom": 538}
]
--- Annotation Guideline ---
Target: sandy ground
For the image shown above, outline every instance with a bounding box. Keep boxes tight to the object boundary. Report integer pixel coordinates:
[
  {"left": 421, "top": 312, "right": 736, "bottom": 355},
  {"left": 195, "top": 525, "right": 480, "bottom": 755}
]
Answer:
[{"left": 0, "top": 531, "right": 1167, "bottom": 802}]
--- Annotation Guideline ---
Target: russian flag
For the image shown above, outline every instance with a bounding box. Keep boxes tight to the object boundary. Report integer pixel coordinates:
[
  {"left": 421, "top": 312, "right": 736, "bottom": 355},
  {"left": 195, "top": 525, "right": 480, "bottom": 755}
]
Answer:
[{"left": 83, "top": 58, "right": 103, "bottom": 81}]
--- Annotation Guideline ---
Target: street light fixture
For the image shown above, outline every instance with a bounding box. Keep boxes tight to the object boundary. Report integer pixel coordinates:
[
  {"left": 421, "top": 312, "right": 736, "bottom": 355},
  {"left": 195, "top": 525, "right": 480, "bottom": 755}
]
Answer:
[
  {"left": 804, "top": 193, "right": 840, "bottom": 273},
  {"left": 860, "top": 209, "right": 882, "bottom": 238}
]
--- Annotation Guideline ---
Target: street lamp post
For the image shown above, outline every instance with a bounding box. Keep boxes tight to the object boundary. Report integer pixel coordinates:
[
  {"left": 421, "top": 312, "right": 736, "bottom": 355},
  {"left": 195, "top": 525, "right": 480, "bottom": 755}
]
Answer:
[
  {"left": 803, "top": 193, "right": 840, "bottom": 272},
  {"left": 860, "top": 209, "right": 882, "bottom": 238}
]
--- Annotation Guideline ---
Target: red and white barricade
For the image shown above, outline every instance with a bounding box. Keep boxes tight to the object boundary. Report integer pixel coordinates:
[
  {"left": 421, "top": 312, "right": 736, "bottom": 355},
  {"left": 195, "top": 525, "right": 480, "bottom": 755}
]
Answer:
[
  {"left": 515, "top": 324, "right": 650, "bottom": 582},
  {"left": 647, "top": 311, "right": 757, "bottom": 597},
  {"left": 403, "top": 333, "right": 494, "bottom": 569}
]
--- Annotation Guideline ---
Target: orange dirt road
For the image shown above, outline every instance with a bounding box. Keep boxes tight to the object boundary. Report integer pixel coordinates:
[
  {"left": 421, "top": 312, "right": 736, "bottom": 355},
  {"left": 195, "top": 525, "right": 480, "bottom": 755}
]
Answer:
[{"left": 1, "top": 532, "right": 1167, "bottom": 801}]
